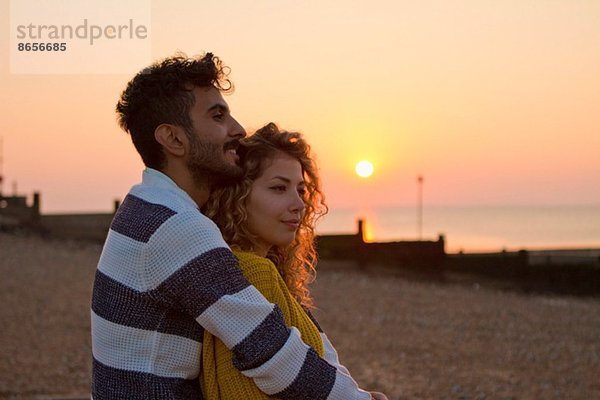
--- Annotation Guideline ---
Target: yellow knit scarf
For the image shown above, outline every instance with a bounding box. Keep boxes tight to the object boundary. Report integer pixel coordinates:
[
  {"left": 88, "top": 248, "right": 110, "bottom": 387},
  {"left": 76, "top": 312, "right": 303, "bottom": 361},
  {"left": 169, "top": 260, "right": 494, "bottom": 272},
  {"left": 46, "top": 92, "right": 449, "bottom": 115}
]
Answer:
[{"left": 201, "top": 250, "right": 324, "bottom": 399}]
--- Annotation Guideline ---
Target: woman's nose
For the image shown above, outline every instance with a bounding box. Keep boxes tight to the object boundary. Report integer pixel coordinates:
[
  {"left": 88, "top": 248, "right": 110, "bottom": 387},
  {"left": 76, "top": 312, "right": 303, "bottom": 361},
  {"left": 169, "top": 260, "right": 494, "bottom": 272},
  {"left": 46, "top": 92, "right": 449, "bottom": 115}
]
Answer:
[{"left": 290, "top": 192, "right": 306, "bottom": 213}]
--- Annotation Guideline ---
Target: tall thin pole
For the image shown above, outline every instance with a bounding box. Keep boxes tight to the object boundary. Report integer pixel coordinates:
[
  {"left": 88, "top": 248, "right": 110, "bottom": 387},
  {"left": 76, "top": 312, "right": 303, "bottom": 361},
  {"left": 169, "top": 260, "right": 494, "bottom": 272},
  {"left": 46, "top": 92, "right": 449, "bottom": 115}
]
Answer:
[
  {"left": 0, "top": 137, "right": 3, "bottom": 196},
  {"left": 417, "top": 175, "right": 423, "bottom": 240}
]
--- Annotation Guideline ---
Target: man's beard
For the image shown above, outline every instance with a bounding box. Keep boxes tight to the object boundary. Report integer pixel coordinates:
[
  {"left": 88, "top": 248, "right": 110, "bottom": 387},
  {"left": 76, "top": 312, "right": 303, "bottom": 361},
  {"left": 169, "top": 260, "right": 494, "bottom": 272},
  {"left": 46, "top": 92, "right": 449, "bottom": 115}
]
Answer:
[{"left": 187, "top": 134, "right": 244, "bottom": 190}]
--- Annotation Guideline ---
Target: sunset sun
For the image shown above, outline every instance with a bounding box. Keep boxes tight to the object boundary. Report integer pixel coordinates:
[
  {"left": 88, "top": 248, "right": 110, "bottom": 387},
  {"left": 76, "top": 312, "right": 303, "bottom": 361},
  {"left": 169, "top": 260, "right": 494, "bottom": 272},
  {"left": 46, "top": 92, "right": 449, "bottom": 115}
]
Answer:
[{"left": 355, "top": 160, "right": 374, "bottom": 178}]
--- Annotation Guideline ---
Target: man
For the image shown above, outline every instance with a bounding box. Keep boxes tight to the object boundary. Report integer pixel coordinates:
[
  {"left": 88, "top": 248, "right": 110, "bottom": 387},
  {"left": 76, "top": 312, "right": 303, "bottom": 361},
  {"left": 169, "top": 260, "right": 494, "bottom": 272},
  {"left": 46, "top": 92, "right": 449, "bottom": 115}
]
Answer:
[{"left": 91, "top": 53, "right": 383, "bottom": 399}]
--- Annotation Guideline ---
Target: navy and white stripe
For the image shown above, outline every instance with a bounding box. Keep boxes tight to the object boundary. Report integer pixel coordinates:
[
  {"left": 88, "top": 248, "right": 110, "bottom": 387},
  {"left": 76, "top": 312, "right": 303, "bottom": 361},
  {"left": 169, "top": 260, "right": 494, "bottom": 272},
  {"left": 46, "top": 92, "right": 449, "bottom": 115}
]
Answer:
[
  {"left": 302, "top": 307, "right": 353, "bottom": 377},
  {"left": 110, "top": 194, "right": 176, "bottom": 243},
  {"left": 92, "top": 359, "right": 202, "bottom": 399},
  {"left": 91, "top": 168, "right": 370, "bottom": 399},
  {"left": 321, "top": 333, "right": 352, "bottom": 377},
  {"left": 92, "top": 269, "right": 203, "bottom": 339}
]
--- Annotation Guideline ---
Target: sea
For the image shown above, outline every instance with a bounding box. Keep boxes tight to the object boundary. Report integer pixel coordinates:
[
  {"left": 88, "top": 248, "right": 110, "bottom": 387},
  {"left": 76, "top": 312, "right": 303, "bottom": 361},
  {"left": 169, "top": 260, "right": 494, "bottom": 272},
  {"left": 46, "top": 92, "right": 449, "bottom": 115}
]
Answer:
[{"left": 316, "top": 204, "right": 600, "bottom": 254}]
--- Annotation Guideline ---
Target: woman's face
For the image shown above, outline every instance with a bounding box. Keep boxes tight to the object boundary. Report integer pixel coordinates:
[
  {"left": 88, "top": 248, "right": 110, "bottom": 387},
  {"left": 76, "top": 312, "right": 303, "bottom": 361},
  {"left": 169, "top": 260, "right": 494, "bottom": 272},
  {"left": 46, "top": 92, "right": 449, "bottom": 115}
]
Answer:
[{"left": 246, "top": 152, "right": 306, "bottom": 256}]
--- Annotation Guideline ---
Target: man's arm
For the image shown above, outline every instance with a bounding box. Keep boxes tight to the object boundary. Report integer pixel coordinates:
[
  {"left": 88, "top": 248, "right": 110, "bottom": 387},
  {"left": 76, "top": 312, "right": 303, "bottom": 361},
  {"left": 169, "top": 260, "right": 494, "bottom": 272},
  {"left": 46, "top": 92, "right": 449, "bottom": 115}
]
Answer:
[
  {"left": 305, "top": 309, "right": 353, "bottom": 376},
  {"left": 148, "top": 210, "right": 370, "bottom": 399}
]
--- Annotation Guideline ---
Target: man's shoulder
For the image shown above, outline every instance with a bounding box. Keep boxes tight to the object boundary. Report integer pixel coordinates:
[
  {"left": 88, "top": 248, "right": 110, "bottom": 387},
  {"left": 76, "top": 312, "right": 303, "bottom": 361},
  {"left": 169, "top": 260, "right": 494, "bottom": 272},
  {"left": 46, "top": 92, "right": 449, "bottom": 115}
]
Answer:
[
  {"left": 129, "top": 181, "right": 197, "bottom": 214},
  {"left": 110, "top": 185, "right": 222, "bottom": 246},
  {"left": 100, "top": 186, "right": 230, "bottom": 291}
]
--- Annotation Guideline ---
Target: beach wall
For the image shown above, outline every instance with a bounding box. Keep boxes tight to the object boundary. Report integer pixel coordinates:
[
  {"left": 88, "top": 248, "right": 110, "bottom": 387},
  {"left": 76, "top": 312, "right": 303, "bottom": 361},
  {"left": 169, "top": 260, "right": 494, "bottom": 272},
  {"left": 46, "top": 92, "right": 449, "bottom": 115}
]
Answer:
[
  {"left": 0, "top": 192, "right": 117, "bottom": 242},
  {"left": 39, "top": 213, "right": 114, "bottom": 242},
  {"left": 316, "top": 219, "right": 446, "bottom": 268},
  {"left": 362, "top": 238, "right": 446, "bottom": 267},
  {"left": 444, "top": 251, "right": 600, "bottom": 296},
  {"left": 0, "top": 192, "right": 40, "bottom": 227},
  {"left": 316, "top": 220, "right": 599, "bottom": 296}
]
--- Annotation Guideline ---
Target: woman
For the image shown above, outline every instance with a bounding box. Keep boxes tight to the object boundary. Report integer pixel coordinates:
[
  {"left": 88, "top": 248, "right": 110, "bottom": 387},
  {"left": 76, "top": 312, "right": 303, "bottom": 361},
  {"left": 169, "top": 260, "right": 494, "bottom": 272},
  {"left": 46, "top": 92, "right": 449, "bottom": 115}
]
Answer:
[{"left": 203, "top": 123, "right": 387, "bottom": 400}]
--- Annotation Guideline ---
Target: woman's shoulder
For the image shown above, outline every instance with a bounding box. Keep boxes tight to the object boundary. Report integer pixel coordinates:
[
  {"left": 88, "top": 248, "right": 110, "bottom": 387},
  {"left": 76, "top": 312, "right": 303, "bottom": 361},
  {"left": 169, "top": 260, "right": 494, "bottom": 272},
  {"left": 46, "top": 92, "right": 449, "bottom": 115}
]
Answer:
[
  {"left": 231, "top": 249, "right": 283, "bottom": 296},
  {"left": 232, "top": 249, "right": 278, "bottom": 273}
]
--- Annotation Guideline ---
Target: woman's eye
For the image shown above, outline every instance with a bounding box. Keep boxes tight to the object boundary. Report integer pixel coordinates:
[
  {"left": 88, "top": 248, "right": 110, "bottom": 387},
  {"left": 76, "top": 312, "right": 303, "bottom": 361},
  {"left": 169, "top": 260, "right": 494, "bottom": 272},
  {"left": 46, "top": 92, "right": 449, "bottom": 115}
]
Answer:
[
  {"left": 270, "top": 185, "right": 286, "bottom": 192},
  {"left": 297, "top": 187, "right": 306, "bottom": 196}
]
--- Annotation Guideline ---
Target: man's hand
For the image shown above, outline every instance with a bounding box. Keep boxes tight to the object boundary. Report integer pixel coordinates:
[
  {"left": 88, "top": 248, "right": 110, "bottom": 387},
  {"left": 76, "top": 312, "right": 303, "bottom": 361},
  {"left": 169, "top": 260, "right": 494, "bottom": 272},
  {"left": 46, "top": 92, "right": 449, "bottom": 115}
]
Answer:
[{"left": 370, "top": 391, "right": 389, "bottom": 400}]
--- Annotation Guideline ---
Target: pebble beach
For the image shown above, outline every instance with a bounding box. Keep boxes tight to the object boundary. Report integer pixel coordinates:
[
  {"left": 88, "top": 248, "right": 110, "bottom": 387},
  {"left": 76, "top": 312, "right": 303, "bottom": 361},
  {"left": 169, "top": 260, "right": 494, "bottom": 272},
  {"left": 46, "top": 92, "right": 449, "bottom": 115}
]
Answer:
[{"left": 0, "top": 232, "right": 599, "bottom": 399}]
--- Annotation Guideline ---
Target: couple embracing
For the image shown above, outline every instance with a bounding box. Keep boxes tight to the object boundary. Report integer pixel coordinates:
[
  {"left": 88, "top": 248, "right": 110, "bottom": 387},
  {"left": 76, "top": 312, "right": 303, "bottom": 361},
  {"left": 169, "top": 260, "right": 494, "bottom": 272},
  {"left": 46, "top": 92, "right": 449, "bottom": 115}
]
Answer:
[{"left": 91, "top": 52, "right": 388, "bottom": 400}]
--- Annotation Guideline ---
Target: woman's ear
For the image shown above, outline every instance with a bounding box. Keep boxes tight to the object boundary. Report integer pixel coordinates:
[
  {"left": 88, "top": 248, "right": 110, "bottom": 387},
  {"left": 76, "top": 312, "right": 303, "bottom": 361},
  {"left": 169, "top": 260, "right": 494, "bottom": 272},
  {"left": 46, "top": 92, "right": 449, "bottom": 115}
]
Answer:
[{"left": 154, "top": 124, "right": 188, "bottom": 157}]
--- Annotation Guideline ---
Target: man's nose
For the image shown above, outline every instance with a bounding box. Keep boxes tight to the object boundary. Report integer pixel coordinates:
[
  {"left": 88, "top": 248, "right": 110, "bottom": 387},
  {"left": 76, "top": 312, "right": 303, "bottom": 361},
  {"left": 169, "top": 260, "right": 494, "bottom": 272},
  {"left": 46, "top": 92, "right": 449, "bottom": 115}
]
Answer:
[{"left": 229, "top": 116, "right": 246, "bottom": 139}]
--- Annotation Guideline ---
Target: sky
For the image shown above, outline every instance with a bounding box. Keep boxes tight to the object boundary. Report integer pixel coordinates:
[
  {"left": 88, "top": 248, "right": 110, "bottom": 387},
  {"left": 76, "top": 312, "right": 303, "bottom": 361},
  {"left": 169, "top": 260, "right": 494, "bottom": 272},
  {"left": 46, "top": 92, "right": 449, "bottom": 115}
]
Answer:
[{"left": 1, "top": 0, "right": 599, "bottom": 214}]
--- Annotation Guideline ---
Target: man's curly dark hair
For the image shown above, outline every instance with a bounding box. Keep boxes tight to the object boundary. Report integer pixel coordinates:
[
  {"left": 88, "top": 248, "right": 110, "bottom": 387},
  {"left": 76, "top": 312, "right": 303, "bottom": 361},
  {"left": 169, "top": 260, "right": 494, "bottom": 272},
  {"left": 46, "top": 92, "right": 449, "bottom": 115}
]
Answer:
[{"left": 116, "top": 52, "right": 233, "bottom": 169}]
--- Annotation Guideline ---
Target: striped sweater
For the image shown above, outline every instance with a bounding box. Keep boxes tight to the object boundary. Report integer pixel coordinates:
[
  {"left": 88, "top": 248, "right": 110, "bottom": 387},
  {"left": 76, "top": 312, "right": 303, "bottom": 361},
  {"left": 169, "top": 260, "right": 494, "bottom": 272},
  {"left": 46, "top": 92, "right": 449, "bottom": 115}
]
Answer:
[{"left": 91, "top": 168, "right": 370, "bottom": 399}]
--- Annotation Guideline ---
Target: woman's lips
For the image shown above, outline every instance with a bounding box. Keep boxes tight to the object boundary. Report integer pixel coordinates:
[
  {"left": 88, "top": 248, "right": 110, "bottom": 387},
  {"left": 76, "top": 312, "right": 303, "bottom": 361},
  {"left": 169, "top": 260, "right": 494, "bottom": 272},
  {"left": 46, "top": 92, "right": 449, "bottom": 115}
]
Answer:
[{"left": 282, "top": 219, "right": 300, "bottom": 229}]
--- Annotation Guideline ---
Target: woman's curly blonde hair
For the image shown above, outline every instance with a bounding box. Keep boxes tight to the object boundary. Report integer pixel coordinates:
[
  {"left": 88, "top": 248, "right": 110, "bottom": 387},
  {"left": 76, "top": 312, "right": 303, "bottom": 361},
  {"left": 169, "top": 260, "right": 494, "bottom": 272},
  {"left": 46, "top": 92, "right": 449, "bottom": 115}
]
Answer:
[{"left": 203, "top": 122, "right": 327, "bottom": 308}]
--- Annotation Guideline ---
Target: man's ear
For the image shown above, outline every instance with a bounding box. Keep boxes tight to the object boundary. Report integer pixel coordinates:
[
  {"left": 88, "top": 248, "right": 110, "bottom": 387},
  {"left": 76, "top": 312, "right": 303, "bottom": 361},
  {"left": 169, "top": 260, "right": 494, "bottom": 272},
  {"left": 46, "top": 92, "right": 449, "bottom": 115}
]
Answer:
[{"left": 154, "top": 124, "right": 188, "bottom": 157}]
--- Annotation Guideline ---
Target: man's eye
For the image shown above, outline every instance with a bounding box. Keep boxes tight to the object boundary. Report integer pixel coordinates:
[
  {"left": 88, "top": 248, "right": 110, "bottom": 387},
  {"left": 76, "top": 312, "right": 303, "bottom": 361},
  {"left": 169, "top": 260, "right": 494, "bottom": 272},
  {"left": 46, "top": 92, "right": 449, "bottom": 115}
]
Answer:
[{"left": 213, "top": 113, "right": 224, "bottom": 121}]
